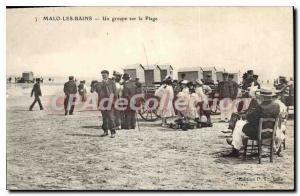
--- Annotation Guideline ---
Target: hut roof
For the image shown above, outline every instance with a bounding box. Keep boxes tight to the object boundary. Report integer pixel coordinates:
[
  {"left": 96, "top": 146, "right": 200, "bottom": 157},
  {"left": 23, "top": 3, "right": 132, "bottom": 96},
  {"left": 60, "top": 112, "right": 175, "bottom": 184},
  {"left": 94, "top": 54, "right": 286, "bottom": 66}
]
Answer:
[
  {"left": 123, "top": 64, "right": 144, "bottom": 70},
  {"left": 216, "top": 67, "right": 226, "bottom": 72},
  {"left": 201, "top": 66, "right": 217, "bottom": 71},
  {"left": 177, "top": 66, "right": 202, "bottom": 72},
  {"left": 144, "top": 64, "right": 157, "bottom": 70},
  {"left": 157, "top": 64, "right": 173, "bottom": 70}
]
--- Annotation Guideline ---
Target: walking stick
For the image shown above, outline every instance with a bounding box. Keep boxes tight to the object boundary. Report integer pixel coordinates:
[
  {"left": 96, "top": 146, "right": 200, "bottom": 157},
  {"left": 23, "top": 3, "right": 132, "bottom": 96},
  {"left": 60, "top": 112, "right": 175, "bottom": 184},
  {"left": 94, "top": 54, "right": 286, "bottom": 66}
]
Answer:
[{"left": 135, "top": 111, "right": 141, "bottom": 132}]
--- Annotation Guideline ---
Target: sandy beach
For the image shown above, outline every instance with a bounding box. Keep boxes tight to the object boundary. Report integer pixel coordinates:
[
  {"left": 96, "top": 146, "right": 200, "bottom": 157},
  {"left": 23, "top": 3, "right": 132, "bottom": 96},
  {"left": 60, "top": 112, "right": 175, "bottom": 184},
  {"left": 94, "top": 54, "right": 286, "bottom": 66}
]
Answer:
[{"left": 6, "top": 84, "right": 294, "bottom": 190}]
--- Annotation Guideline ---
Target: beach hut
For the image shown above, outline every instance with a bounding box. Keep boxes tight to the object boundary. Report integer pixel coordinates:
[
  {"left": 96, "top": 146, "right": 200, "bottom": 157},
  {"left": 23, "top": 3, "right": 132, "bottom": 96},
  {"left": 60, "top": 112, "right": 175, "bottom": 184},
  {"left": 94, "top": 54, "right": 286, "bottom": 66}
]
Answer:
[
  {"left": 143, "top": 64, "right": 159, "bottom": 85},
  {"left": 123, "top": 64, "right": 145, "bottom": 83},
  {"left": 157, "top": 64, "right": 173, "bottom": 81},
  {"left": 201, "top": 66, "right": 217, "bottom": 83},
  {"left": 22, "top": 71, "right": 34, "bottom": 83},
  {"left": 177, "top": 66, "right": 203, "bottom": 81}
]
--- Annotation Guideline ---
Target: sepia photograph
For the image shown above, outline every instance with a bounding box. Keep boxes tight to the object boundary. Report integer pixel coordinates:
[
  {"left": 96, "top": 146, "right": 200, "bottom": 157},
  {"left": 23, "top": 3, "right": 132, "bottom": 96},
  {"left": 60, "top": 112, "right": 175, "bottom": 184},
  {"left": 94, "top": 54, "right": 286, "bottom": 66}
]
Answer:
[{"left": 6, "top": 6, "right": 295, "bottom": 190}]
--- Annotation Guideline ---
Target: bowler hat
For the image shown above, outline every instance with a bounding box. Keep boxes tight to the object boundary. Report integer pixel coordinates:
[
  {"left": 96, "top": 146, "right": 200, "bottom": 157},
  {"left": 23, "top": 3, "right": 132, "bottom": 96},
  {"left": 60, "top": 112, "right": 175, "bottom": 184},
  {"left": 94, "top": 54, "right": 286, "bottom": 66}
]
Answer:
[
  {"left": 222, "top": 72, "right": 229, "bottom": 76},
  {"left": 122, "top": 73, "right": 130, "bottom": 80},
  {"left": 36, "top": 78, "right": 41, "bottom": 82},
  {"left": 247, "top": 70, "right": 254, "bottom": 75},
  {"left": 69, "top": 76, "right": 74, "bottom": 80}
]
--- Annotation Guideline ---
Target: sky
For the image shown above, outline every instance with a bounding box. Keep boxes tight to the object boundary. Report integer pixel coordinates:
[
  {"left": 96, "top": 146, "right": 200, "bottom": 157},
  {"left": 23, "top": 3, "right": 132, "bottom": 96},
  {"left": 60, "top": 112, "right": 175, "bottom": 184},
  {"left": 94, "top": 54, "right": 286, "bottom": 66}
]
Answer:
[{"left": 6, "top": 7, "right": 293, "bottom": 81}]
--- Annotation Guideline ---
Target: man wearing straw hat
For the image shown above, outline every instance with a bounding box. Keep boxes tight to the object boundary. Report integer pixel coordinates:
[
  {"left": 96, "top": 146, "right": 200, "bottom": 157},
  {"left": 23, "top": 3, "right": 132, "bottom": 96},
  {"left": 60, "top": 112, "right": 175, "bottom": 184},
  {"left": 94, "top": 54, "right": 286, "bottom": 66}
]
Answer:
[{"left": 226, "top": 88, "right": 281, "bottom": 157}]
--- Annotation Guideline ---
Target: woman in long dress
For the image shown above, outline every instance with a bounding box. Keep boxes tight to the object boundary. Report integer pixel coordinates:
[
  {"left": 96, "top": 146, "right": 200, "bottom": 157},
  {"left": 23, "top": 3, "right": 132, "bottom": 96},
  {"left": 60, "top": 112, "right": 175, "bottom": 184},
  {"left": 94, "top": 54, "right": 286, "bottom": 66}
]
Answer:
[{"left": 155, "top": 78, "right": 176, "bottom": 126}]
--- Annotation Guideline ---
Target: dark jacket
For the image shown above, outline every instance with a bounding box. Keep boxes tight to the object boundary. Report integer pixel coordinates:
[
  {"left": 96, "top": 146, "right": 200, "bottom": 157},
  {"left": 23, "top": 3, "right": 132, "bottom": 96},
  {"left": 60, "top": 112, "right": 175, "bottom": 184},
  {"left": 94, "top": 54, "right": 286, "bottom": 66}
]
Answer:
[
  {"left": 31, "top": 83, "right": 42, "bottom": 97},
  {"left": 123, "top": 80, "right": 137, "bottom": 98},
  {"left": 217, "top": 81, "right": 232, "bottom": 99},
  {"left": 95, "top": 79, "right": 117, "bottom": 99},
  {"left": 242, "top": 100, "right": 280, "bottom": 139},
  {"left": 230, "top": 80, "right": 239, "bottom": 99},
  {"left": 64, "top": 80, "right": 77, "bottom": 95}
]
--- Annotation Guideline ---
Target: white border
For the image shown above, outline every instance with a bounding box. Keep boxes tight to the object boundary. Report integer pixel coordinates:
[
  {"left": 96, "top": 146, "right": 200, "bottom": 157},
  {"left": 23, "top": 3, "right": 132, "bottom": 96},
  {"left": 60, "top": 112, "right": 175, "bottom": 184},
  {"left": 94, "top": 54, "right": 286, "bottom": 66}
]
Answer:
[{"left": 1, "top": 0, "right": 298, "bottom": 195}]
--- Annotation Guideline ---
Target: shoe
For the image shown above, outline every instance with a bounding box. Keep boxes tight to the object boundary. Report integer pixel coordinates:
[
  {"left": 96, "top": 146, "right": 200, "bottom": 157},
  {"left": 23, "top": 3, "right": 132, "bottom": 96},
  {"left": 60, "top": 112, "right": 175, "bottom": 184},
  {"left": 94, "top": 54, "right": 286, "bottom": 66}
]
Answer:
[
  {"left": 101, "top": 132, "right": 108, "bottom": 137},
  {"left": 40, "top": 108, "right": 44, "bottom": 110},
  {"left": 29, "top": 108, "right": 33, "bottom": 111},
  {"left": 69, "top": 112, "right": 73, "bottom": 115},
  {"left": 222, "top": 129, "right": 232, "bottom": 134},
  {"left": 110, "top": 134, "right": 115, "bottom": 138},
  {"left": 65, "top": 111, "right": 68, "bottom": 116},
  {"left": 224, "top": 149, "right": 240, "bottom": 157},
  {"left": 226, "top": 138, "right": 233, "bottom": 145}
]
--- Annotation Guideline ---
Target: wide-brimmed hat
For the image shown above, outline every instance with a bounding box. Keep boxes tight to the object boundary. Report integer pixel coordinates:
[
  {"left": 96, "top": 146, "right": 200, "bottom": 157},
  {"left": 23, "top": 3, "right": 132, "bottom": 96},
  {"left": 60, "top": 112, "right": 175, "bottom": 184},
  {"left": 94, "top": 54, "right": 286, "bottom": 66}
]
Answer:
[
  {"left": 163, "top": 75, "right": 172, "bottom": 81},
  {"left": 181, "top": 80, "right": 189, "bottom": 85},
  {"left": 256, "top": 88, "right": 277, "bottom": 98},
  {"left": 113, "top": 71, "right": 122, "bottom": 76},
  {"left": 222, "top": 72, "right": 229, "bottom": 76}
]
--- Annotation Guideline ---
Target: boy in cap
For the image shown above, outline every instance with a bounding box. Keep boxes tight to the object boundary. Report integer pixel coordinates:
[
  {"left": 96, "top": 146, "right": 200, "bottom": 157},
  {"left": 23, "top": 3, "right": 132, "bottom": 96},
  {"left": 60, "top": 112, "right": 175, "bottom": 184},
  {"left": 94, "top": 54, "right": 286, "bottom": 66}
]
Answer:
[{"left": 29, "top": 78, "right": 44, "bottom": 111}]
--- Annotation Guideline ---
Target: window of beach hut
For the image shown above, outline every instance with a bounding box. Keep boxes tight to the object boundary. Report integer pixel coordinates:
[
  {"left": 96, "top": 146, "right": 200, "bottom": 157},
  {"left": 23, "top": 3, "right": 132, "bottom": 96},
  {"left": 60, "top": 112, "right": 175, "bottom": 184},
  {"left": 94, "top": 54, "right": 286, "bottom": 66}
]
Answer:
[
  {"left": 124, "top": 69, "right": 137, "bottom": 80},
  {"left": 178, "top": 71, "right": 198, "bottom": 81},
  {"left": 160, "top": 70, "right": 168, "bottom": 81},
  {"left": 144, "top": 70, "right": 154, "bottom": 85}
]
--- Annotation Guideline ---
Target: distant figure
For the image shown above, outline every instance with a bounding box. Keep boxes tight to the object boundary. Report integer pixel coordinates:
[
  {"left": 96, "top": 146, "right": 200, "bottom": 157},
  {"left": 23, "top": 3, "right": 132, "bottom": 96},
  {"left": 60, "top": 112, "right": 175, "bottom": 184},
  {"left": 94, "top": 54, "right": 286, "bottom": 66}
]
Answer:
[
  {"left": 8, "top": 77, "right": 12, "bottom": 83},
  {"left": 49, "top": 78, "right": 51, "bottom": 81},
  {"left": 29, "top": 78, "right": 43, "bottom": 111},
  {"left": 63, "top": 76, "right": 78, "bottom": 115},
  {"left": 78, "top": 80, "right": 87, "bottom": 102}
]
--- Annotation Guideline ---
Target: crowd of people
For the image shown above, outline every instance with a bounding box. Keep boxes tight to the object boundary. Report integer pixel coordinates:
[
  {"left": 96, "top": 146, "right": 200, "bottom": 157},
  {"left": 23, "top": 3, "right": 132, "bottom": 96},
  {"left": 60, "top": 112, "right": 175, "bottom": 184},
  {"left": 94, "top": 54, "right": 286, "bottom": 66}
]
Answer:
[{"left": 27, "top": 68, "right": 294, "bottom": 159}]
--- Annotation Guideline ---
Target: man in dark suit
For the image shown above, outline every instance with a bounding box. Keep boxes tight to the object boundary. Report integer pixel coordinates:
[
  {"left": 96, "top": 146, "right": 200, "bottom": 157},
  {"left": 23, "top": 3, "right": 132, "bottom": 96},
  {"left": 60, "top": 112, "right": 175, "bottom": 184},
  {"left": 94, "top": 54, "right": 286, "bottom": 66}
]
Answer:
[
  {"left": 226, "top": 88, "right": 280, "bottom": 157},
  {"left": 29, "top": 78, "right": 43, "bottom": 111},
  {"left": 96, "top": 70, "right": 117, "bottom": 138},
  {"left": 63, "top": 76, "right": 77, "bottom": 115},
  {"left": 121, "top": 73, "right": 138, "bottom": 129},
  {"left": 217, "top": 72, "right": 233, "bottom": 122}
]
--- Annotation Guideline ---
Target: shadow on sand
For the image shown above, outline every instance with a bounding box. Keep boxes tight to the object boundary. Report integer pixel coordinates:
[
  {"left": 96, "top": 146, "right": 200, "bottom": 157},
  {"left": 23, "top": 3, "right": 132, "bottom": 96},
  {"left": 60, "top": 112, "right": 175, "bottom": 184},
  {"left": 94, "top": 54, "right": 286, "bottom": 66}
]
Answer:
[
  {"left": 65, "top": 133, "right": 102, "bottom": 137},
  {"left": 81, "top": 125, "right": 101, "bottom": 129}
]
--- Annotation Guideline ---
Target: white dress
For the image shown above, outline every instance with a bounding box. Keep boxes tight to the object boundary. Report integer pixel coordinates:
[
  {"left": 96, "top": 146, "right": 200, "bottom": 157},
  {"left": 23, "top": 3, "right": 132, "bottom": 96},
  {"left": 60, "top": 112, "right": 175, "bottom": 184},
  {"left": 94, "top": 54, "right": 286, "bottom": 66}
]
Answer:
[
  {"left": 176, "top": 87, "right": 190, "bottom": 117},
  {"left": 155, "top": 85, "right": 175, "bottom": 118}
]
